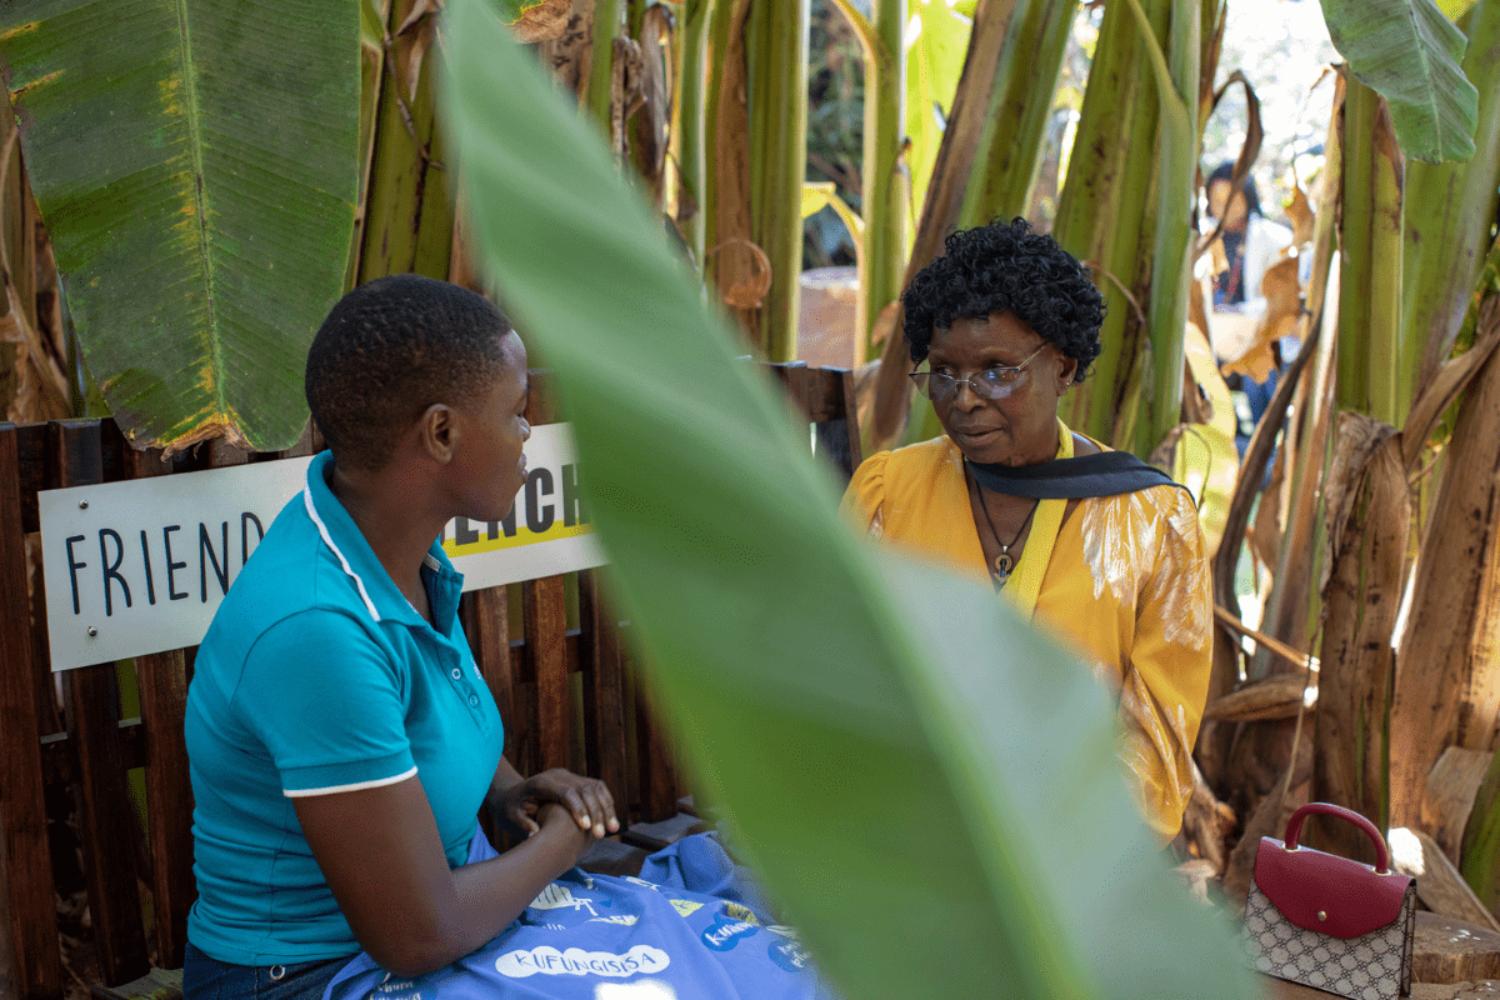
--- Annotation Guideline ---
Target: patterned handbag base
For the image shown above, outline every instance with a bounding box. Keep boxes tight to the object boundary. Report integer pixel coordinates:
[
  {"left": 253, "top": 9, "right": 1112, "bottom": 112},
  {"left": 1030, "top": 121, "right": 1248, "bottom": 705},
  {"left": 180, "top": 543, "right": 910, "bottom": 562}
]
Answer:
[{"left": 1243, "top": 884, "right": 1415, "bottom": 1000}]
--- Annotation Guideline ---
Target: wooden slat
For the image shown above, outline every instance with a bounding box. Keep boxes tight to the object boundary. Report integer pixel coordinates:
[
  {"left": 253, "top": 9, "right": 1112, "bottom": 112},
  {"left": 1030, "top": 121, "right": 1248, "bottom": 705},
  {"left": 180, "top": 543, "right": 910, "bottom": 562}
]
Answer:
[
  {"left": 10, "top": 423, "right": 62, "bottom": 737},
  {"left": 632, "top": 652, "right": 679, "bottom": 822},
  {"left": 129, "top": 447, "right": 194, "bottom": 969},
  {"left": 518, "top": 378, "right": 568, "bottom": 770},
  {"left": 14, "top": 421, "right": 46, "bottom": 533},
  {"left": 22, "top": 461, "right": 64, "bottom": 740},
  {"left": 800, "top": 366, "right": 844, "bottom": 422},
  {"left": 41, "top": 720, "right": 146, "bottom": 778},
  {"left": 53, "top": 420, "right": 149, "bottom": 986},
  {"left": 0, "top": 425, "right": 62, "bottom": 1000},
  {"left": 203, "top": 439, "right": 250, "bottom": 468},
  {"left": 460, "top": 586, "right": 512, "bottom": 849},
  {"left": 523, "top": 576, "right": 570, "bottom": 772},
  {"left": 769, "top": 361, "right": 810, "bottom": 413},
  {"left": 835, "top": 366, "right": 863, "bottom": 469},
  {"left": 135, "top": 649, "right": 192, "bottom": 967},
  {"left": 578, "top": 571, "right": 628, "bottom": 805},
  {"left": 622, "top": 812, "right": 707, "bottom": 852},
  {"left": 462, "top": 587, "right": 514, "bottom": 735}
]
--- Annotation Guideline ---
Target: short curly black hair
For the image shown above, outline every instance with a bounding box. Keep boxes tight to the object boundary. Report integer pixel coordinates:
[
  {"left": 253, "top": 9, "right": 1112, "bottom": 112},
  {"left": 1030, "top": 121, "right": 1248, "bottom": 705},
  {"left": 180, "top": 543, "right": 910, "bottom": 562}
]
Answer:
[
  {"left": 306, "top": 274, "right": 515, "bottom": 471},
  {"left": 901, "top": 218, "right": 1104, "bottom": 382}
]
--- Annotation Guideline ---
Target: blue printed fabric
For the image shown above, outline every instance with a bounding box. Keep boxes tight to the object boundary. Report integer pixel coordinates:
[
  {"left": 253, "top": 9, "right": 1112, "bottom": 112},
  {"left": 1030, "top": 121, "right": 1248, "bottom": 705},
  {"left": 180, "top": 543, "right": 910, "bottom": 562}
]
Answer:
[{"left": 323, "top": 832, "right": 837, "bottom": 999}]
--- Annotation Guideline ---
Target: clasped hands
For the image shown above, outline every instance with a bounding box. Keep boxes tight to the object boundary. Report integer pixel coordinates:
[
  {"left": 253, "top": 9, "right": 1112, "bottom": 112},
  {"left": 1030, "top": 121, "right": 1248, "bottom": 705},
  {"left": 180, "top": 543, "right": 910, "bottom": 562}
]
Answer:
[{"left": 502, "top": 768, "right": 620, "bottom": 841}]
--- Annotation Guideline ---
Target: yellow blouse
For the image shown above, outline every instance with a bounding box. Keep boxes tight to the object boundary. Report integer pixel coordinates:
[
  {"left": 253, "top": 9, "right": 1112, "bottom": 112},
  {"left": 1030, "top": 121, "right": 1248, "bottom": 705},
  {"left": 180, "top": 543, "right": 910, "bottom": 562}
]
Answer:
[{"left": 841, "top": 424, "right": 1213, "bottom": 840}]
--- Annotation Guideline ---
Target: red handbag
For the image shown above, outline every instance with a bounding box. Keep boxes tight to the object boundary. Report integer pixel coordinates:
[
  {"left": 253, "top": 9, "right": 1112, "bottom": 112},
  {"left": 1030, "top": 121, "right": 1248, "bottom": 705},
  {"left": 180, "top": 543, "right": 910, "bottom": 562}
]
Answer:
[{"left": 1243, "top": 802, "right": 1416, "bottom": 999}]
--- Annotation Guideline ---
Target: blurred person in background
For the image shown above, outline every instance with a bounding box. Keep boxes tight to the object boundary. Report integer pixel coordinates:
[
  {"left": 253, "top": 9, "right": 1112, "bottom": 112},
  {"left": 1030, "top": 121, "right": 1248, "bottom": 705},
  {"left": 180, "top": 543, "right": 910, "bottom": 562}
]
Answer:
[{"left": 1204, "top": 161, "right": 1294, "bottom": 460}]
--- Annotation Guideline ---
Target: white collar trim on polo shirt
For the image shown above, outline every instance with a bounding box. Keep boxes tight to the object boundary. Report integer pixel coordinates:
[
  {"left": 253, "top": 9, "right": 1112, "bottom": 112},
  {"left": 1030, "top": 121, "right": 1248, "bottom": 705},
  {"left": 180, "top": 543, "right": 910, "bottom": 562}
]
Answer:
[{"left": 302, "top": 482, "right": 383, "bottom": 623}]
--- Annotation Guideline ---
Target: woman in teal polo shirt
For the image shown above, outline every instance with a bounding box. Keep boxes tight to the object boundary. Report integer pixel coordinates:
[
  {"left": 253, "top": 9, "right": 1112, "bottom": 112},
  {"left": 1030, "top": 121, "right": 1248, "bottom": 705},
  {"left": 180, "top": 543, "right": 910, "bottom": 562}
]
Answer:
[{"left": 183, "top": 275, "right": 617, "bottom": 999}]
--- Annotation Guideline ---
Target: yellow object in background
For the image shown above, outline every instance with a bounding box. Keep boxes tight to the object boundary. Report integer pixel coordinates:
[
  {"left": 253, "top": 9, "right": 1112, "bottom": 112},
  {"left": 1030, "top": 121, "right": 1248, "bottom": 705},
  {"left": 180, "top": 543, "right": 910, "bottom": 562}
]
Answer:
[{"left": 1174, "top": 322, "right": 1241, "bottom": 560}]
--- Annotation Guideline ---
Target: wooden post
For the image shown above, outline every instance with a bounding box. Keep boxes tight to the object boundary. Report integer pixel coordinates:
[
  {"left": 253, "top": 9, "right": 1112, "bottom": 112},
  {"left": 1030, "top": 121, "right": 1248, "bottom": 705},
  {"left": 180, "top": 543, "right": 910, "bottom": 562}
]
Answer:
[
  {"left": 0, "top": 425, "right": 61, "bottom": 999},
  {"left": 579, "top": 571, "right": 628, "bottom": 806},
  {"left": 129, "top": 446, "right": 196, "bottom": 969},
  {"left": 461, "top": 586, "right": 512, "bottom": 847},
  {"left": 52, "top": 420, "right": 148, "bottom": 985},
  {"left": 519, "top": 377, "right": 571, "bottom": 774},
  {"left": 523, "top": 577, "right": 571, "bottom": 772}
]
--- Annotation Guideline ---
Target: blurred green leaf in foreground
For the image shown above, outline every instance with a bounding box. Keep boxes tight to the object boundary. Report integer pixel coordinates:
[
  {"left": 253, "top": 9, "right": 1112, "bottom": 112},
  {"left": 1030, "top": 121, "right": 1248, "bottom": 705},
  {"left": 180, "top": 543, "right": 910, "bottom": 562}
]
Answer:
[{"left": 442, "top": 2, "right": 1259, "bottom": 996}]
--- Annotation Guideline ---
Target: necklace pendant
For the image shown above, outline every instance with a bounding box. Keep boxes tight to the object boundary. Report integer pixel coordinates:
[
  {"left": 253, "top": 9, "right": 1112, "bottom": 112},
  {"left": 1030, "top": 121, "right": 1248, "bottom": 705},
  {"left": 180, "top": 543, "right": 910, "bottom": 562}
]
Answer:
[{"left": 993, "top": 551, "right": 1014, "bottom": 588}]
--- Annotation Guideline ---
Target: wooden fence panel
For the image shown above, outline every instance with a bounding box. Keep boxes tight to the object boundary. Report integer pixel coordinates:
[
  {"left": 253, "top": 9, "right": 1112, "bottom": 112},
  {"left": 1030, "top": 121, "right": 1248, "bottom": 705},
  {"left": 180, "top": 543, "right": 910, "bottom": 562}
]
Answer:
[
  {"left": 14, "top": 424, "right": 61, "bottom": 736},
  {"left": 129, "top": 445, "right": 195, "bottom": 970},
  {"left": 634, "top": 651, "right": 681, "bottom": 821},
  {"left": 523, "top": 576, "right": 571, "bottom": 773},
  {"left": 579, "top": 571, "right": 628, "bottom": 817},
  {"left": 460, "top": 585, "right": 512, "bottom": 848},
  {"left": 0, "top": 424, "right": 62, "bottom": 1000},
  {"left": 52, "top": 420, "right": 149, "bottom": 985}
]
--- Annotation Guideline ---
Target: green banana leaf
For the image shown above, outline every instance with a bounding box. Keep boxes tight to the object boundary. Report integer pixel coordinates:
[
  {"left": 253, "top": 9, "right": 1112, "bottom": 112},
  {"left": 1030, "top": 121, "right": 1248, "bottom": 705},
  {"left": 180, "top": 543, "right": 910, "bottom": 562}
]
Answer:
[
  {"left": 0, "top": 1, "right": 359, "bottom": 451},
  {"left": 905, "top": 0, "right": 973, "bottom": 227},
  {"left": 1319, "top": 0, "right": 1481, "bottom": 162},
  {"left": 442, "top": 1, "right": 1258, "bottom": 996}
]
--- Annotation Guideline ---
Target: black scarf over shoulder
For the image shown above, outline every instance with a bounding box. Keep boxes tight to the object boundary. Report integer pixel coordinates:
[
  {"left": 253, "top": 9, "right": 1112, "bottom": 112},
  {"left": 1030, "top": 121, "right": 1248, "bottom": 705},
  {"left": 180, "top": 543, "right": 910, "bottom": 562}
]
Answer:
[{"left": 966, "top": 450, "right": 1190, "bottom": 499}]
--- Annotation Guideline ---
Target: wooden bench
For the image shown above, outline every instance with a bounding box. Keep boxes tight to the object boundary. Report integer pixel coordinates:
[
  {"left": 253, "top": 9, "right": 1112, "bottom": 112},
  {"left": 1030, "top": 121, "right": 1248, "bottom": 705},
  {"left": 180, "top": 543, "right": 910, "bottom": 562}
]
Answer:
[{"left": 0, "top": 362, "right": 860, "bottom": 1000}]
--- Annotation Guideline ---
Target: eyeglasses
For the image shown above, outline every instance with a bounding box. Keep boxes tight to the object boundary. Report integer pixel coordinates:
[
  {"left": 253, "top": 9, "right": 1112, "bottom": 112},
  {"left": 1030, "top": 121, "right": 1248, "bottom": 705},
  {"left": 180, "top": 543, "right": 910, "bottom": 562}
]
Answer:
[{"left": 908, "top": 345, "right": 1047, "bottom": 401}]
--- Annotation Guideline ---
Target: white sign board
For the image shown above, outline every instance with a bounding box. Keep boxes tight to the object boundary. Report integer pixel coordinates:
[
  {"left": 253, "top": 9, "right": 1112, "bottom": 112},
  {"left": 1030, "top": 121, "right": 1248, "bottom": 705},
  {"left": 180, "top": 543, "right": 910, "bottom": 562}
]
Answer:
[{"left": 38, "top": 423, "right": 603, "bottom": 671}]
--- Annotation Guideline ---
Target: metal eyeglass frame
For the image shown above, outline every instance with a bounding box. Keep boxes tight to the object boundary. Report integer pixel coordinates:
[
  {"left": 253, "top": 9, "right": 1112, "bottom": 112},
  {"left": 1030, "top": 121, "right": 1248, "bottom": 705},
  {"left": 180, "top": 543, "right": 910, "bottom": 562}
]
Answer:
[{"left": 908, "top": 344, "right": 1047, "bottom": 401}]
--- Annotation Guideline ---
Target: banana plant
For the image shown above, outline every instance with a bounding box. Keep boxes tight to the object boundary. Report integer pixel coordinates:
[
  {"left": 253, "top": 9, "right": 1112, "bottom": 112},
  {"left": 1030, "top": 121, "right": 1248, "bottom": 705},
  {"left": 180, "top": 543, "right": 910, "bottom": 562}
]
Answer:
[
  {"left": 1053, "top": 0, "right": 1166, "bottom": 448},
  {"left": 747, "top": 0, "right": 811, "bottom": 361},
  {"left": 0, "top": 0, "right": 360, "bottom": 452},
  {"left": 832, "top": 0, "right": 908, "bottom": 361},
  {"left": 1403, "top": 0, "right": 1500, "bottom": 391},
  {"left": 957, "top": 0, "right": 1079, "bottom": 229},
  {"left": 1318, "top": 0, "right": 1480, "bottom": 163},
  {"left": 905, "top": 0, "right": 974, "bottom": 226},
  {"left": 443, "top": 1, "right": 1260, "bottom": 995},
  {"left": 1121, "top": 0, "right": 1200, "bottom": 458}
]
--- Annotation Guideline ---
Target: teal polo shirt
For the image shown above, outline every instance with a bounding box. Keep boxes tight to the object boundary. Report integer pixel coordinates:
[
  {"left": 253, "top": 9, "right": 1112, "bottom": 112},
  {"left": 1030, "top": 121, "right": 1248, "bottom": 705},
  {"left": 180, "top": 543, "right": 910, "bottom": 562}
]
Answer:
[{"left": 184, "top": 451, "right": 503, "bottom": 966}]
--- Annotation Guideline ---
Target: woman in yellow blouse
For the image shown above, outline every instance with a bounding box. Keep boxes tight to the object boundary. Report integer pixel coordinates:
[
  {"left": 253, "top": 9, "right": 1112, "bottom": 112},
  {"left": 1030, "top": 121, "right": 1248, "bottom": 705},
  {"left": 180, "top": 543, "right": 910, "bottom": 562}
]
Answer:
[{"left": 844, "top": 219, "right": 1213, "bottom": 840}]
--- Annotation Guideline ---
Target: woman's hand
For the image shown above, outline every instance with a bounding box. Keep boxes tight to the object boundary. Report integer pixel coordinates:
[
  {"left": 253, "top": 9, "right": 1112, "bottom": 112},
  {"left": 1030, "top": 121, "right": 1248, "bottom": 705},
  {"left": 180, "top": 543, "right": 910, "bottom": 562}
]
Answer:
[
  {"left": 536, "top": 802, "right": 596, "bottom": 865},
  {"left": 505, "top": 769, "right": 619, "bottom": 840}
]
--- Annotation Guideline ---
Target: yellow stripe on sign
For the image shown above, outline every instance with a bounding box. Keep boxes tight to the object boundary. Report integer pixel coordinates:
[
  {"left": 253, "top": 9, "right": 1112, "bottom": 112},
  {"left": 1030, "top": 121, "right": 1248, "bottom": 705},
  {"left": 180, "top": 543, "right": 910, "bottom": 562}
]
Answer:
[{"left": 441, "top": 520, "right": 594, "bottom": 558}]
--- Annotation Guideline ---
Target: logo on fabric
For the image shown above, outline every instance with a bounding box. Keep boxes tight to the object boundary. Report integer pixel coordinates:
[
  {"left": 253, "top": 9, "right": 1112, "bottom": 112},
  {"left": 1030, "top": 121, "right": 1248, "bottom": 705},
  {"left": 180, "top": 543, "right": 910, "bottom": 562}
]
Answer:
[
  {"left": 494, "top": 945, "right": 671, "bottom": 979},
  {"left": 701, "top": 917, "right": 759, "bottom": 952},
  {"left": 769, "top": 938, "right": 814, "bottom": 973},
  {"left": 369, "top": 975, "right": 423, "bottom": 999},
  {"left": 765, "top": 925, "right": 814, "bottom": 974},
  {"left": 530, "top": 882, "right": 601, "bottom": 917},
  {"left": 622, "top": 876, "right": 661, "bottom": 892}
]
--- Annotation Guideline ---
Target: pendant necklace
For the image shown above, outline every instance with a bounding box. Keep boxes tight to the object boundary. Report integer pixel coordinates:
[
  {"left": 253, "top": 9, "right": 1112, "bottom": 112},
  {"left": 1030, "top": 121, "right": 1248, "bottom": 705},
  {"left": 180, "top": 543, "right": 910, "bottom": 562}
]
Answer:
[{"left": 967, "top": 470, "right": 1039, "bottom": 591}]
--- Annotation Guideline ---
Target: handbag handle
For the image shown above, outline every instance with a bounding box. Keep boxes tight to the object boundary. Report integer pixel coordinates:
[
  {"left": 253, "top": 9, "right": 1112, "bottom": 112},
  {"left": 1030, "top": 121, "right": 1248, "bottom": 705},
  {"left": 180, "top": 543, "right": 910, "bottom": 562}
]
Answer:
[{"left": 1283, "top": 802, "right": 1391, "bottom": 874}]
